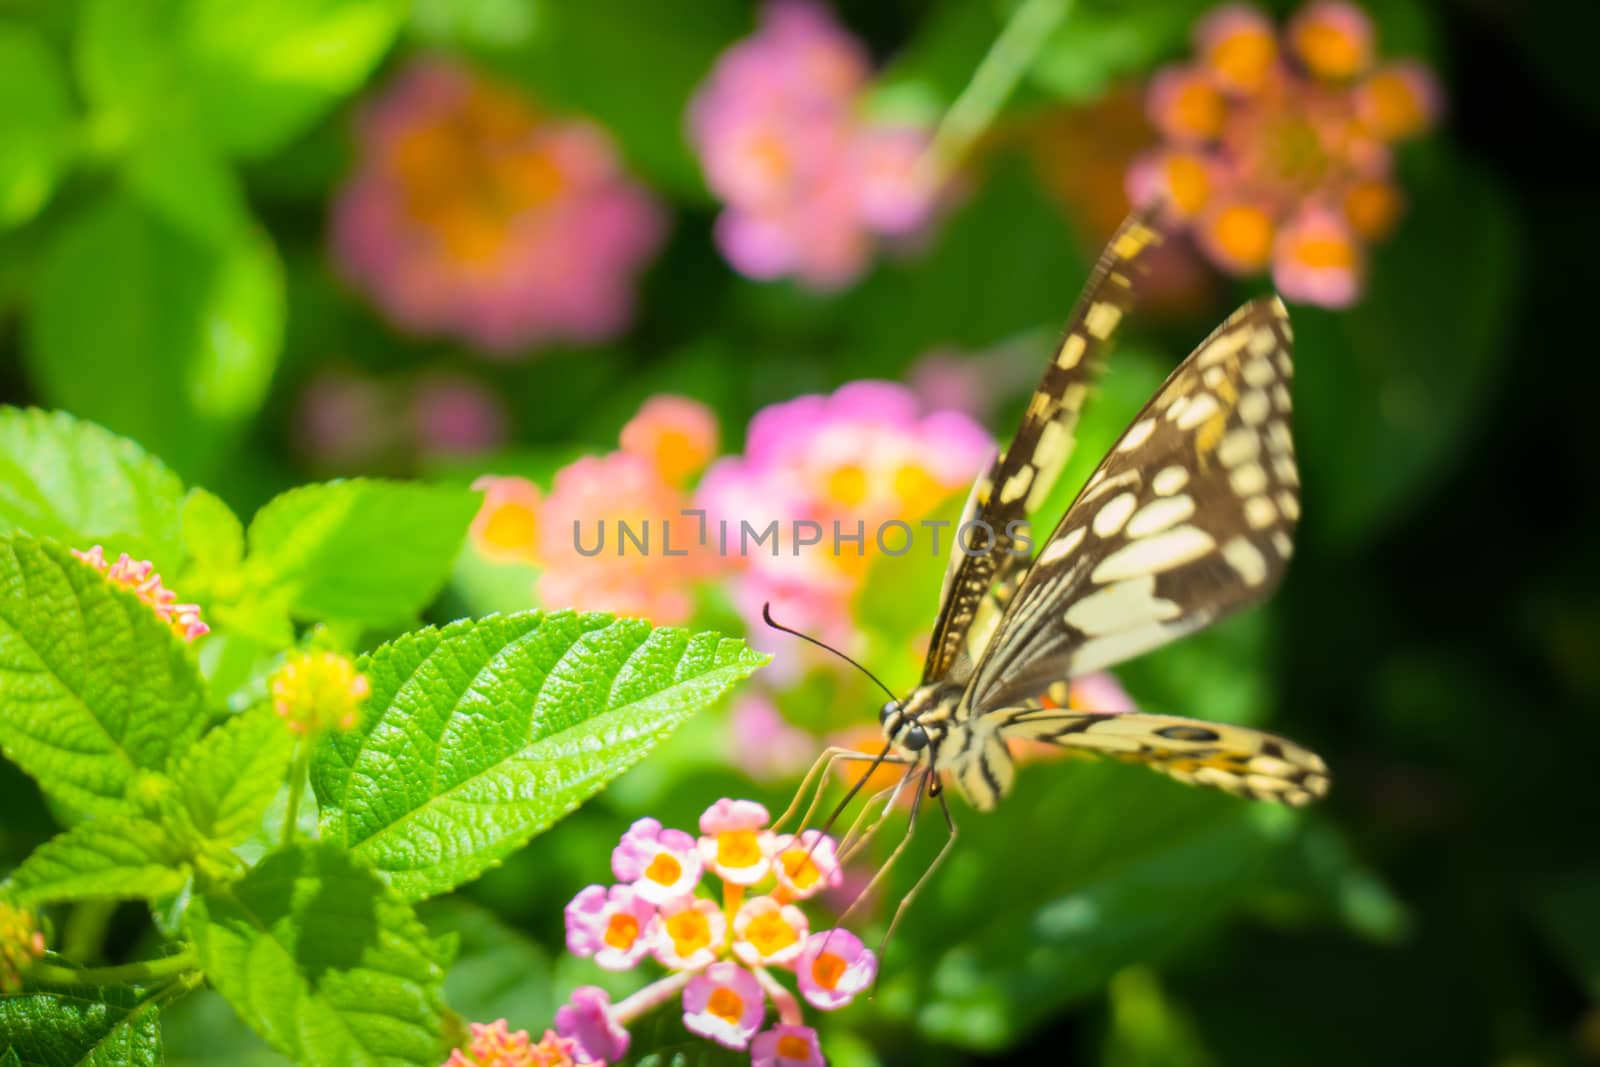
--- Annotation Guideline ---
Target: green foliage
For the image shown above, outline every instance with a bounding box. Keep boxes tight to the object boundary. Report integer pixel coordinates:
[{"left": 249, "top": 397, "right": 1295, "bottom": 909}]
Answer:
[
  {"left": 171, "top": 707, "right": 297, "bottom": 848},
  {"left": 188, "top": 843, "right": 449, "bottom": 1066},
  {"left": 0, "top": 979, "right": 162, "bottom": 1067},
  {"left": 314, "top": 610, "right": 769, "bottom": 899},
  {"left": 0, "top": 408, "right": 187, "bottom": 571},
  {"left": 240, "top": 480, "right": 480, "bottom": 629},
  {"left": 0, "top": 534, "right": 207, "bottom": 819},
  {"left": 25, "top": 193, "right": 284, "bottom": 482},
  {"left": 2, "top": 814, "right": 190, "bottom": 907},
  {"left": 0, "top": 26, "right": 74, "bottom": 229}
]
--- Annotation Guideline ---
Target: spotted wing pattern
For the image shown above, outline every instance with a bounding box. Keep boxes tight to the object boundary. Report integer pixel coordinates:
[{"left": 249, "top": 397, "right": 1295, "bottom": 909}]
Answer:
[
  {"left": 968, "top": 295, "right": 1300, "bottom": 713},
  {"left": 951, "top": 707, "right": 1329, "bottom": 811},
  {"left": 923, "top": 210, "right": 1165, "bottom": 686}
]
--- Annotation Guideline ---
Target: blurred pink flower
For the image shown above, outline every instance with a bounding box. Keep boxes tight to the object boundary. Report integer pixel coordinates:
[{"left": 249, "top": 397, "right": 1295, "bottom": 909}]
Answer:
[
  {"left": 652, "top": 896, "right": 728, "bottom": 970},
  {"left": 698, "top": 798, "right": 776, "bottom": 886},
  {"left": 296, "top": 370, "right": 399, "bottom": 469},
  {"left": 731, "top": 896, "right": 810, "bottom": 967},
  {"left": 688, "top": 1, "right": 941, "bottom": 289},
  {"left": 411, "top": 373, "right": 509, "bottom": 457},
  {"left": 564, "top": 884, "right": 655, "bottom": 971},
  {"left": 698, "top": 380, "right": 991, "bottom": 658},
  {"left": 333, "top": 59, "right": 666, "bottom": 354},
  {"left": 1129, "top": 1, "right": 1442, "bottom": 308},
  {"left": 751, "top": 1025, "right": 826, "bottom": 1067},
  {"left": 537, "top": 450, "right": 715, "bottom": 624},
  {"left": 682, "top": 962, "right": 766, "bottom": 1050},
  {"left": 470, "top": 476, "right": 544, "bottom": 566},
  {"left": 795, "top": 928, "right": 876, "bottom": 1010},
  {"left": 554, "top": 986, "right": 628, "bottom": 1064},
  {"left": 619, "top": 395, "right": 719, "bottom": 487},
  {"left": 612, "top": 817, "right": 704, "bottom": 904},
  {"left": 770, "top": 830, "right": 843, "bottom": 901},
  {"left": 729, "top": 695, "right": 816, "bottom": 782}
]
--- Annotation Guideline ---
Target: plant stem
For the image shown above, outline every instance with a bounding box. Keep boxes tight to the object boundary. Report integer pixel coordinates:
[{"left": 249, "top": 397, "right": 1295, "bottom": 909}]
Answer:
[
  {"left": 28, "top": 948, "right": 198, "bottom": 988},
  {"left": 613, "top": 970, "right": 694, "bottom": 1024},
  {"left": 283, "top": 736, "right": 311, "bottom": 847},
  {"left": 917, "top": 0, "right": 1076, "bottom": 187}
]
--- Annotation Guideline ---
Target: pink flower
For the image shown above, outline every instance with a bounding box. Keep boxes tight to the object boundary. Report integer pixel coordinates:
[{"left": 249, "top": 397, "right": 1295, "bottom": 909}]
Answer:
[
  {"left": 729, "top": 696, "right": 817, "bottom": 782},
  {"left": 411, "top": 374, "right": 509, "bottom": 457},
  {"left": 795, "top": 928, "right": 876, "bottom": 1010},
  {"left": 537, "top": 450, "right": 714, "bottom": 624},
  {"left": 554, "top": 986, "right": 629, "bottom": 1065},
  {"left": 697, "top": 799, "right": 775, "bottom": 886},
  {"left": 564, "top": 884, "right": 655, "bottom": 970},
  {"left": 619, "top": 395, "right": 719, "bottom": 487},
  {"left": 1130, "top": 1, "right": 1442, "bottom": 308},
  {"left": 687, "top": 1, "right": 941, "bottom": 289},
  {"left": 470, "top": 476, "right": 544, "bottom": 565},
  {"left": 72, "top": 546, "right": 209, "bottom": 641},
  {"left": 731, "top": 896, "right": 809, "bottom": 967},
  {"left": 612, "top": 817, "right": 704, "bottom": 904},
  {"left": 769, "top": 831, "right": 843, "bottom": 901},
  {"left": 652, "top": 896, "right": 728, "bottom": 970},
  {"left": 751, "top": 1025, "right": 826, "bottom": 1067},
  {"left": 698, "top": 380, "right": 990, "bottom": 660},
  {"left": 444, "top": 1019, "right": 577, "bottom": 1067},
  {"left": 332, "top": 59, "right": 665, "bottom": 355},
  {"left": 681, "top": 962, "right": 766, "bottom": 1050},
  {"left": 1068, "top": 672, "right": 1138, "bottom": 714}
]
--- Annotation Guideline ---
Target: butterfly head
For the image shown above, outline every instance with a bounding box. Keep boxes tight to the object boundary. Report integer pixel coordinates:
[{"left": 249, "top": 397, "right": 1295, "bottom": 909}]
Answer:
[{"left": 880, "top": 683, "right": 961, "bottom": 759}]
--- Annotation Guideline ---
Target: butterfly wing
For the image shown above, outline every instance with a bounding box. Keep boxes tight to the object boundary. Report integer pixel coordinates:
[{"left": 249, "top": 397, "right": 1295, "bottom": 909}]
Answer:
[
  {"left": 968, "top": 295, "right": 1300, "bottom": 711},
  {"left": 923, "top": 210, "right": 1165, "bottom": 686},
  {"left": 971, "top": 707, "right": 1329, "bottom": 808}
]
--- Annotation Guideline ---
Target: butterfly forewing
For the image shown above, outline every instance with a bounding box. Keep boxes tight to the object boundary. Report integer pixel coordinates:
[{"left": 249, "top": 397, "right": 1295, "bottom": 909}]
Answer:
[
  {"left": 968, "top": 296, "right": 1299, "bottom": 711},
  {"left": 924, "top": 209, "right": 1165, "bottom": 685}
]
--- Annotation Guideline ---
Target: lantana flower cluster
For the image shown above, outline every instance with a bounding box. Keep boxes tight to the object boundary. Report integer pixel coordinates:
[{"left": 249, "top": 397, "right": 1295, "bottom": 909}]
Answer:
[
  {"left": 469, "top": 395, "right": 721, "bottom": 623},
  {"left": 548, "top": 799, "right": 874, "bottom": 1065},
  {"left": 333, "top": 58, "right": 666, "bottom": 354},
  {"left": 269, "top": 650, "right": 371, "bottom": 736},
  {"left": 688, "top": 0, "right": 942, "bottom": 289},
  {"left": 72, "top": 545, "right": 208, "bottom": 642},
  {"left": 445, "top": 1019, "right": 580, "bottom": 1067},
  {"left": 1128, "top": 1, "right": 1441, "bottom": 307}
]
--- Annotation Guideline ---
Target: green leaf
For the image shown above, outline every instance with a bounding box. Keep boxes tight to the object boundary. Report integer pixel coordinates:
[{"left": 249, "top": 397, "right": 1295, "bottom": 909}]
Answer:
[
  {"left": 2, "top": 814, "right": 189, "bottom": 906},
  {"left": 188, "top": 842, "right": 448, "bottom": 1067},
  {"left": 1030, "top": 0, "right": 1213, "bottom": 103},
  {"left": 1293, "top": 153, "right": 1518, "bottom": 548},
  {"left": 241, "top": 480, "right": 480, "bottom": 628},
  {"left": 172, "top": 707, "right": 296, "bottom": 848},
  {"left": 158, "top": 988, "right": 295, "bottom": 1066},
  {"left": 0, "top": 981, "right": 161, "bottom": 1067},
  {"left": 0, "top": 407, "right": 187, "bottom": 572},
  {"left": 0, "top": 535, "right": 208, "bottom": 820},
  {"left": 24, "top": 192, "right": 284, "bottom": 482},
  {"left": 877, "top": 764, "right": 1299, "bottom": 1050},
  {"left": 314, "top": 611, "right": 768, "bottom": 900},
  {"left": 0, "top": 26, "right": 75, "bottom": 228},
  {"left": 75, "top": 0, "right": 407, "bottom": 160},
  {"left": 180, "top": 488, "right": 245, "bottom": 574}
]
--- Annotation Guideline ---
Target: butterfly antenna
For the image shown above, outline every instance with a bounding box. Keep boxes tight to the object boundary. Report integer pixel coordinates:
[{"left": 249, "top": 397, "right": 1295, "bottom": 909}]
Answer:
[{"left": 761, "top": 602, "right": 899, "bottom": 702}]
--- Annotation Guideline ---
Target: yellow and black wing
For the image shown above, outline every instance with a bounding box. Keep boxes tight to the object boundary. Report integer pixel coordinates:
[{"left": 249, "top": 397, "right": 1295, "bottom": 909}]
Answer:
[{"left": 922, "top": 210, "right": 1165, "bottom": 687}]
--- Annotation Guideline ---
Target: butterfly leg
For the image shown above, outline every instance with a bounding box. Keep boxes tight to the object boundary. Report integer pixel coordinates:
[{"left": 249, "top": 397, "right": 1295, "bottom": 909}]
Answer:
[
  {"left": 836, "top": 765, "right": 932, "bottom": 929},
  {"left": 877, "top": 783, "right": 958, "bottom": 959},
  {"left": 773, "top": 743, "right": 910, "bottom": 837},
  {"left": 838, "top": 764, "right": 922, "bottom": 863}
]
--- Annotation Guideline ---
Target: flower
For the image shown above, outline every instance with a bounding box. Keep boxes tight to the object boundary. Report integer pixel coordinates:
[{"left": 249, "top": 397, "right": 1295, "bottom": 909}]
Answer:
[
  {"left": 554, "top": 987, "right": 629, "bottom": 1065},
  {"left": 333, "top": 59, "right": 665, "bottom": 354},
  {"left": 697, "top": 798, "right": 775, "bottom": 886},
  {"left": 72, "top": 546, "right": 209, "bottom": 641},
  {"left": 620, "top": 395, "right": 719, "bottom": 487},
  {"left": 652, "top": 896, "right": 728, "bottom": 970},
  {"left": 729, "top": 695, "right": 817, "bottom": 782},
  {"left": 444, "top": 1019, "right": 579, "bottom": 1067},
  {"left": 688, "top": 0, "right": 940, "bottom": 289},
  {"left": 732, "top": 896, "right": 809, "bottom": 966},
  {"left": 698, "top": 380, "right": 991, "bottom": 660},
  {"left": 751, "top": 1025, "right": 826, "bottom": 1067},
  {"left": 682, "top": 962, "right": 766, "bottom": 1050},
  {"left": 770, "top": 831, "right": 843, "bottom": 901},
  {"left": 470, "top": 476, "right": 544, "bottom": 565},
  {"left": 537, "top": 449, "right": 714, "bottom": 624},
  {"left": 541, "top": 799, "right": 875, "bottom": 1061},
  {"left": 1129, "top": 1, "right": 1442, "bottom": 307},
  {"left": 270, "top": 650, "right": 370, "bottom": 735},
  {"left": 0, "top": 902, "right": 45, "bottom": 993},
  {"left": 411, "top": 374, "right": 509, "bottom": 457},
  {"left": 612, "top": 817, "right": 704, "bottom": 904},
  {"left": 565, "top": 884, "right": 656, "bottom": 971},
  {"left": 796, "top": 928, "right": 876, "bottom": 1010}
]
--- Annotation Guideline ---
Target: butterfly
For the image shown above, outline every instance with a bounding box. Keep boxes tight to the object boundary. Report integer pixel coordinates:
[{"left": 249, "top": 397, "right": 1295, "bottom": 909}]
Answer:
[{"left": 769, "top": 208, "right": 1328, "bottom": 930}]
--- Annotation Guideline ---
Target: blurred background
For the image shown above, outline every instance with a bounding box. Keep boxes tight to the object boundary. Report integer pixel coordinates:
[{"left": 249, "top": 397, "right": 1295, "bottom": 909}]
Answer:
[{"left": 1, "top": 0, "right": 1597, "bottom": 1063}]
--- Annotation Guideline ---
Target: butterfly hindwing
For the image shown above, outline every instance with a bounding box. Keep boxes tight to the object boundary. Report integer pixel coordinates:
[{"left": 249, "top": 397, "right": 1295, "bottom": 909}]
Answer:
[
  {"left": 968, "top": 296, "right": 1299, "bottom": 711},
  {"left": 990, "top": 707, "right": 1329, "bottom": 807},
  {"left": 924, "top": 210, "right": 1165, "bottom": 684}
]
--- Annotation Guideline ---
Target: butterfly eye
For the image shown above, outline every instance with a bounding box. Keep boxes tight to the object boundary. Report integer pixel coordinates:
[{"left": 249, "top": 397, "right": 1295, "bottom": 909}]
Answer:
[
  {"left": 879, "top": 700, "right": 899, "bottom": 725},
  {"left": 901, "top": 723, "right": 930, "bottom": 752}
]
